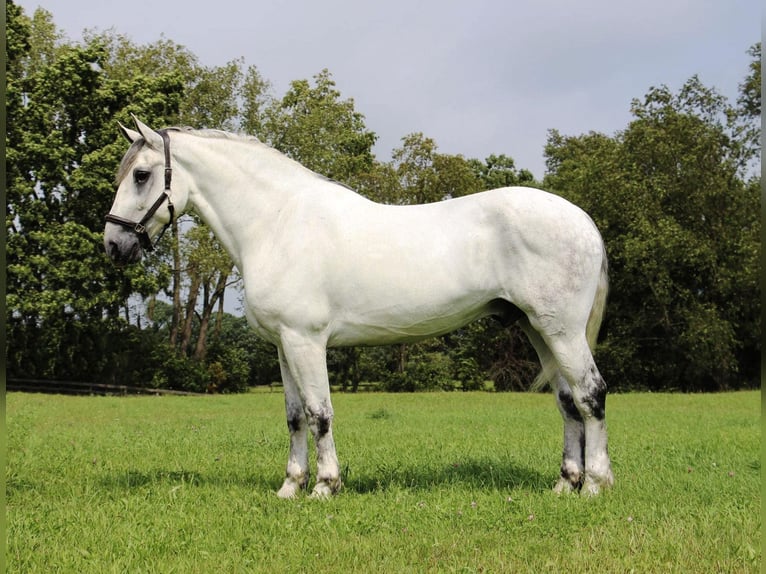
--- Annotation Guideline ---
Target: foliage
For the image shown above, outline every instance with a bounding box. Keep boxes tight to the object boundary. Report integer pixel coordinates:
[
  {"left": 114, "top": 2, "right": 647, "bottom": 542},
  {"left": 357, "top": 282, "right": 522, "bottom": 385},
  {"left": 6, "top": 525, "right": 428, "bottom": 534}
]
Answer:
[
  {"left": 544, "top": 72, "right": 760, "bottom": 391},
  {"left": 5, "top": 0, "right": 759, "bottom": 393},
  {"left": 172, "top": 220, "right": 236, "bottom": 359},
  {"left": 382, "top": 350, "right": 454, "bottom": 392},
  {"left": 205, "top": 314, "right": 281, "bottom": 387},
  {"left": 736, "top": 42, "right": 761, "bottom": 161},
  {"left": 385, "top": 132, "right": 485, "bottom": 204},
  {"left": 7, "top": 391, "right": 761, "bottom": 572},
  {"left": 469, "top": 153, "right": 538, "bottom": 190},
  {"left": 454, "top": 320, "right": 539, "bottom": 392},
  {"left": 262, "top": 69, "right": 377, "bottom": 186},
  {"left": 5, "top": 3, "right": 181, "bottom": 383},
  {"left": 149, "top": 344, "right": 210, "bottom": 393}
]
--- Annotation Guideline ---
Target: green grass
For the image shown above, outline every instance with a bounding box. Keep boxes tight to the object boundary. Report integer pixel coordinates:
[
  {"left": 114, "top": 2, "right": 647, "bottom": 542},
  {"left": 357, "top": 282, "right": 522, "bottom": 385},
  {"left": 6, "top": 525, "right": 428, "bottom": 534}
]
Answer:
[{"left": 7, "top": 390, "right": 761, "bottom": 573}]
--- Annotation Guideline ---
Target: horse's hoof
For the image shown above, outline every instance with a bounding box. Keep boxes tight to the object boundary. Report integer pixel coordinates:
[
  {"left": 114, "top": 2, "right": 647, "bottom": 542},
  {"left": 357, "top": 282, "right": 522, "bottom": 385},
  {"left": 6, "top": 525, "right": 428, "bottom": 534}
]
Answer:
[
  {"left": 277, "top": 478, "right": 304, "bottom": 499},
  {"left": 581, "top": 478, "right": 601, "bottom": 496},
  {"left": 309, "top": 478, "right": 341, "bottom": 499},
  {"left": 553, "top": 477, "right": 578, "bottom": 495},
  {"left": 309, "top": 487, "right": 332, "bottom": 499},
  {"left": 581, "top": 471, "right": 614, "bottom": 497}
]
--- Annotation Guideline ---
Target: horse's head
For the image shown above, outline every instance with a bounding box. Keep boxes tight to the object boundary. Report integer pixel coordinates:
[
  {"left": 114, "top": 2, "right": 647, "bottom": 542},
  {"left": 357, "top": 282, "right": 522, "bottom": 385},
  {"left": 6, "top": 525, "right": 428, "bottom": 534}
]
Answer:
[{"left": 104, "top": 115, "right": 187, "bottom": 266}]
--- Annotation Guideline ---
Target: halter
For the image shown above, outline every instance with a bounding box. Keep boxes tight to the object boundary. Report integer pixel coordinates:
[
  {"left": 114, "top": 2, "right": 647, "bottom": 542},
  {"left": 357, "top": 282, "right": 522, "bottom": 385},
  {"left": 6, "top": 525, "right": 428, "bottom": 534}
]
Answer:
[{"left": 105, "top": 130, "right": 175, "bottom": 252}]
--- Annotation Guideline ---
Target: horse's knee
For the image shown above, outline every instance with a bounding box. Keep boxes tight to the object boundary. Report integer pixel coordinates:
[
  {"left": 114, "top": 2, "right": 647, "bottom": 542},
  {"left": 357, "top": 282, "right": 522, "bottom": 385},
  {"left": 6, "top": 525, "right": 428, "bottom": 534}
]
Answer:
[
  {"left": 556, "top": 387, "right": 584, "bottom": 423},
  {"left": 305, "top": 402, "right": 334, "bottom": 438},
  {"left": 286, "top": 404, "right": 306, "bottom": 433}
]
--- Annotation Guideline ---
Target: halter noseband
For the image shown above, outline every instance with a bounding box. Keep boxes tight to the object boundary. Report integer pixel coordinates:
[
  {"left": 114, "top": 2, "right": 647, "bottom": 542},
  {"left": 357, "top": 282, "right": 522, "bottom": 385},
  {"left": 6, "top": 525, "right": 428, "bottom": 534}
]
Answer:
[{"left": 105, "top": 129, "right": 175, "bottom": 252}]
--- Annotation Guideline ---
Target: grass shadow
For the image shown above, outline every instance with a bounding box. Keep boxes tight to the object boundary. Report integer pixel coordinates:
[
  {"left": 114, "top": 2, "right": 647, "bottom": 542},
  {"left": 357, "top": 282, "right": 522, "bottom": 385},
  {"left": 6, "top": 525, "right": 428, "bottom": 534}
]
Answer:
[
  {"left": 95, "top": 458, "right": 551, "bottom": 496},
  {"left": 344, "top": 456, "right": 552, "bottom": 494},
  {"left": 97, "top": 468, "right": 278, "bottom": 492}
]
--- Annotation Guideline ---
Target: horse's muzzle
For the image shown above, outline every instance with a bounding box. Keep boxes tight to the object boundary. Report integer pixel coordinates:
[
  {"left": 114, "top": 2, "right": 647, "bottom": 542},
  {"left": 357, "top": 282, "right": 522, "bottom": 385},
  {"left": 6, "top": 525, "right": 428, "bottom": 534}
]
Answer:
[{"left": 105, "top": 230, "right": 143, "bottom": 266}]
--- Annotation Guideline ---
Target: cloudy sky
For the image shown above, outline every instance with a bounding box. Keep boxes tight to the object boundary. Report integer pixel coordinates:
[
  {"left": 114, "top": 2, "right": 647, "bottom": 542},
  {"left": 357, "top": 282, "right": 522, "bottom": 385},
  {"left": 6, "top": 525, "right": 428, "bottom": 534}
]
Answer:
[{"left": 15, "top": 0, "right": 760, "bottom": 179}]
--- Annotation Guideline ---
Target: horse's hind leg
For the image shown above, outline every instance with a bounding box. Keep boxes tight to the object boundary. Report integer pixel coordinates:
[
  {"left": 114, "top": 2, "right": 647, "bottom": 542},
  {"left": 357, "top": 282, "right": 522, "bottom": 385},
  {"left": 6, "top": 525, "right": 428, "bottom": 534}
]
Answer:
[
  {"left": 553, "top": 376, "right": 586, "bottom": 493},
  {"left": 545, "top": 333, "right": 613, "bottom": 495},
  {"left": 519, "top": 319, "right": 586, "bottom": 493}
]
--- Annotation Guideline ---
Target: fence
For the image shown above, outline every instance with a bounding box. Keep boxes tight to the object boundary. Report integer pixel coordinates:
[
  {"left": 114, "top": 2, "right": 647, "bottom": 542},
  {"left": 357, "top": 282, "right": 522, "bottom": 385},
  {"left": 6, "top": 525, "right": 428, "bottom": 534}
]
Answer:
[{"left": 6, "top": 378, "right": 205, "bottom": 397}]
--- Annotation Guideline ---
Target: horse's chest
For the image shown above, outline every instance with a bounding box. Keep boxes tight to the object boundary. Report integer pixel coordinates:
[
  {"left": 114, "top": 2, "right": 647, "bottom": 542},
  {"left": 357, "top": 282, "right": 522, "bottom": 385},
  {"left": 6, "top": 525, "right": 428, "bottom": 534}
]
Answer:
[{"left": 242, "top": 270, "right": 333, "bottom": 340}]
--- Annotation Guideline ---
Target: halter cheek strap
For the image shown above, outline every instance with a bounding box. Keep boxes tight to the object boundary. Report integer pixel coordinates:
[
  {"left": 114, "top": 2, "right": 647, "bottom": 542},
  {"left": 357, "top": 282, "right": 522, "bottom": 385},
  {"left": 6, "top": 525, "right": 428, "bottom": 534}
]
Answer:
[{"left": 105, "top": 130, "right": 175, "bottom": 252}]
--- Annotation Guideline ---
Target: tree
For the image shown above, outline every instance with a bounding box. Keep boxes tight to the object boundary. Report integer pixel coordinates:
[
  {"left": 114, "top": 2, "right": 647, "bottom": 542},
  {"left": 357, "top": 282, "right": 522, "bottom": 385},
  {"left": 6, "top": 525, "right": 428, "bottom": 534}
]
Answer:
[
  {"left": 175, "top": 220, "right": 238, "bottom": 361},
  {"left": 87, "top": 26, "right": 258, "bottom": 373},
  {"left": 544, "top": 74, "right": 759, "bottom": 391},
  {"left": 12, "top": 0, "right": 752, "bottom": 393},
  {"left": 389, "top": 133, "right": 440, "bottom": 204},
  {"left": 5, "top": 4, "right": 182, "bottom": 381},
  {"left": 469, "top": 154, "right": 537, "bottom": 190},
  {"left": 239, "top": 64, "right": 272, "bottom": 137},
  {"left": 263, "top": 69, "right": 377, "bottom": 186},
  {"left": 736, "top": 42, "right": 761, "bottom": 163},
  {"left": 180, "top": 58, "right": 243, "bottom": 130}
]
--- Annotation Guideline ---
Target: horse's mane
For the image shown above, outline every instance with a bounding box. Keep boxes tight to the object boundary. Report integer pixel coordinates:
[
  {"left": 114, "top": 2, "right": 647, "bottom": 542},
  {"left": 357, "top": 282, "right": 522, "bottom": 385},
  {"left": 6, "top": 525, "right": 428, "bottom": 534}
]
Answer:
[
  {"left": 166, "top": 126, "right": 262, "bottom": 144},
  {"left": 115, "top": 126, "right": 353, "bottom": 191}
]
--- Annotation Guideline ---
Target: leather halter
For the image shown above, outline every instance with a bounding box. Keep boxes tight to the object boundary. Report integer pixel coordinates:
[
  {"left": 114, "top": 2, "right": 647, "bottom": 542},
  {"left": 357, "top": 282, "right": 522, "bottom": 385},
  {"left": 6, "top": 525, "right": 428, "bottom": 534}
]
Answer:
[{"left": 105, "top": 130, "right": 175, "bottom": 252}]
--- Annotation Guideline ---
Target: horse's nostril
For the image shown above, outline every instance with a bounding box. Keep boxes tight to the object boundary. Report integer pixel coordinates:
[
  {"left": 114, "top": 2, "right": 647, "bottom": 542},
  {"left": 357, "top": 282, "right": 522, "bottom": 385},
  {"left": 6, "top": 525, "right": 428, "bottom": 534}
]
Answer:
[
  {"left": 106, "top": 238, "right": 141, "bottom": 266},
  {"left": 108, "top": 240, "right": 120, "bottom": 260}
]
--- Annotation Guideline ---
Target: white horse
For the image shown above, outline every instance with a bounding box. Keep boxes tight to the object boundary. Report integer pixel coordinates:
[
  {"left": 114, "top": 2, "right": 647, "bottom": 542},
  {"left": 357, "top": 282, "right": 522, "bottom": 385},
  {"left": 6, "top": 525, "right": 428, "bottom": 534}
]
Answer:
[{"left": 104, "top": 116, "right": 614, "bottom": 497}]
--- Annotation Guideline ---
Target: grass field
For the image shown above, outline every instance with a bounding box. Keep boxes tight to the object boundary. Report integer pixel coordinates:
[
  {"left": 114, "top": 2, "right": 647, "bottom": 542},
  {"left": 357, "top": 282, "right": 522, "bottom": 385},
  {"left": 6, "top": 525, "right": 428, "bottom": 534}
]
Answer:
[{"left": 6, "top": 390, "right": 761, "bottom": 573}]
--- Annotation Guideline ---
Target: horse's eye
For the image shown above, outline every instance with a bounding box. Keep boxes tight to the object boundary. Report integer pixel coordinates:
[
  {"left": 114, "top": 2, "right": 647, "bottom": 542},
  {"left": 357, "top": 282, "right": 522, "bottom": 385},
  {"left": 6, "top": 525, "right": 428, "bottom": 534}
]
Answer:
[{"left": 134, "top": 170, "right": 151, "bottom": 185}]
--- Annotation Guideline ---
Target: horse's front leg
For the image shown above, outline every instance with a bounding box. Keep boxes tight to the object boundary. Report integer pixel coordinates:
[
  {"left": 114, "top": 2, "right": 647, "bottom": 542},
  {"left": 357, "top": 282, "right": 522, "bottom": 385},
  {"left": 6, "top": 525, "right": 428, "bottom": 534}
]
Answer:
[
  {"left": 279, "top": 332, "right": 341, "bottom": 498},
  {"left": 276, "top": 347, "right": 310, "bottom": 499}
]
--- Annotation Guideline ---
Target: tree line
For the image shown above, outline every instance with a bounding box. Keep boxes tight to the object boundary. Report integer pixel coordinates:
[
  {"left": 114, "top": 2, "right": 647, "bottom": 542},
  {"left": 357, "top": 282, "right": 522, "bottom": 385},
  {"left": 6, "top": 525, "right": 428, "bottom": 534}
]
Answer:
[{"left": 6, "top": 1, "right": 760, "bottom": 392}]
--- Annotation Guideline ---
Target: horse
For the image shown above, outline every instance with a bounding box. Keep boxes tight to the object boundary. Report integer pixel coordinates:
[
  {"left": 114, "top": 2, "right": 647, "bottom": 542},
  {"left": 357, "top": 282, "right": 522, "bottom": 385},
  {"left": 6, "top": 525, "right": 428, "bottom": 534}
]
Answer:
[{"left": 104, "top": 115, "right": 614, "bottom": 497}]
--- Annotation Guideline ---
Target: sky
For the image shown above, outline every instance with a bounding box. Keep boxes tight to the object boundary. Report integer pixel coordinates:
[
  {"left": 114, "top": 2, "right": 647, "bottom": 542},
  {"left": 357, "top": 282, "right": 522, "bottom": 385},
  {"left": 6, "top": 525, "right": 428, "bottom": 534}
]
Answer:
[{"left": 15, "top": 0, "right": 761, "bottom": 180}]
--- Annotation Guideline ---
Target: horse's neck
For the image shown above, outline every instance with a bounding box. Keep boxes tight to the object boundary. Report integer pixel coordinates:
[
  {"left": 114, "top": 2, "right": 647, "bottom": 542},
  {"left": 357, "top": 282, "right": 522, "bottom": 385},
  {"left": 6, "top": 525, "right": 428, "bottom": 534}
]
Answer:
[{"left": 179, "top": 136, "right": 311, "bottom": 270}]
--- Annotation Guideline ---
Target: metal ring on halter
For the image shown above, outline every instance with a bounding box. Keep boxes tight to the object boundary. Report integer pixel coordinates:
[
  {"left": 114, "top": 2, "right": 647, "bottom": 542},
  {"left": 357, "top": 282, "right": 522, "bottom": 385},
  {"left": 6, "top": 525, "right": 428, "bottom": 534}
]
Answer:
[{"left": 105, "top": 130, "right": 175, "bottom": 252}]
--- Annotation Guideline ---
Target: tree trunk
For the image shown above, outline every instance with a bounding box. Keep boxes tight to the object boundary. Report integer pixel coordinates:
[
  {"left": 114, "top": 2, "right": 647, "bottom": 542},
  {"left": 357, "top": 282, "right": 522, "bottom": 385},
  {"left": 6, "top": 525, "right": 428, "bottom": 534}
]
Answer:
[
  {"left": 215, "top": 289, "right": 225, "bottom": 338},
  {"left": 397, "top": 344, "right": 408, "bottom": 373},
  {"left": 193, "top": 271, "right": 229, "bottom": 361},
  {"left": 179, "top": 271, "right": 202, "bottom": 356}
]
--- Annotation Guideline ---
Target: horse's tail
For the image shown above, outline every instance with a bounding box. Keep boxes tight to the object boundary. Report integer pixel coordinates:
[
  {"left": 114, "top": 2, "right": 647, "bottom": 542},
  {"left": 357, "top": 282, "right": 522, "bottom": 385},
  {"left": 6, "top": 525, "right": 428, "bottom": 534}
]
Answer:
[
  {"left": 586, "top": 243, "right": 609, "bottom": 352},
  {"left": 530, "top": 243, "right": 608, "bottom": 391}
]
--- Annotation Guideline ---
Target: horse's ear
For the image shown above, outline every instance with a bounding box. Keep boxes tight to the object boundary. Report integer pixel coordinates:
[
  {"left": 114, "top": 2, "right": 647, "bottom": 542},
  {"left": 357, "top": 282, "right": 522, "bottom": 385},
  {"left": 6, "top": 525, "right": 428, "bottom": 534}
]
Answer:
[
  {"left": 119, "top": 121, "right": 141, "bottom": 143},
  {"left": 131, "top": 114, "right": 164, "bottom": 150}
]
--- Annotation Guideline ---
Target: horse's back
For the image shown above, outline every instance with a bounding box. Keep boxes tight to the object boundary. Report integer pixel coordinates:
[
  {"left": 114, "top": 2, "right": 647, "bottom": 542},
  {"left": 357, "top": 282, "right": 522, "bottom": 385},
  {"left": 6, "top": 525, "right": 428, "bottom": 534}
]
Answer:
[{"left": 307, "top": 186, "right": 604, "bottom": 345}]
